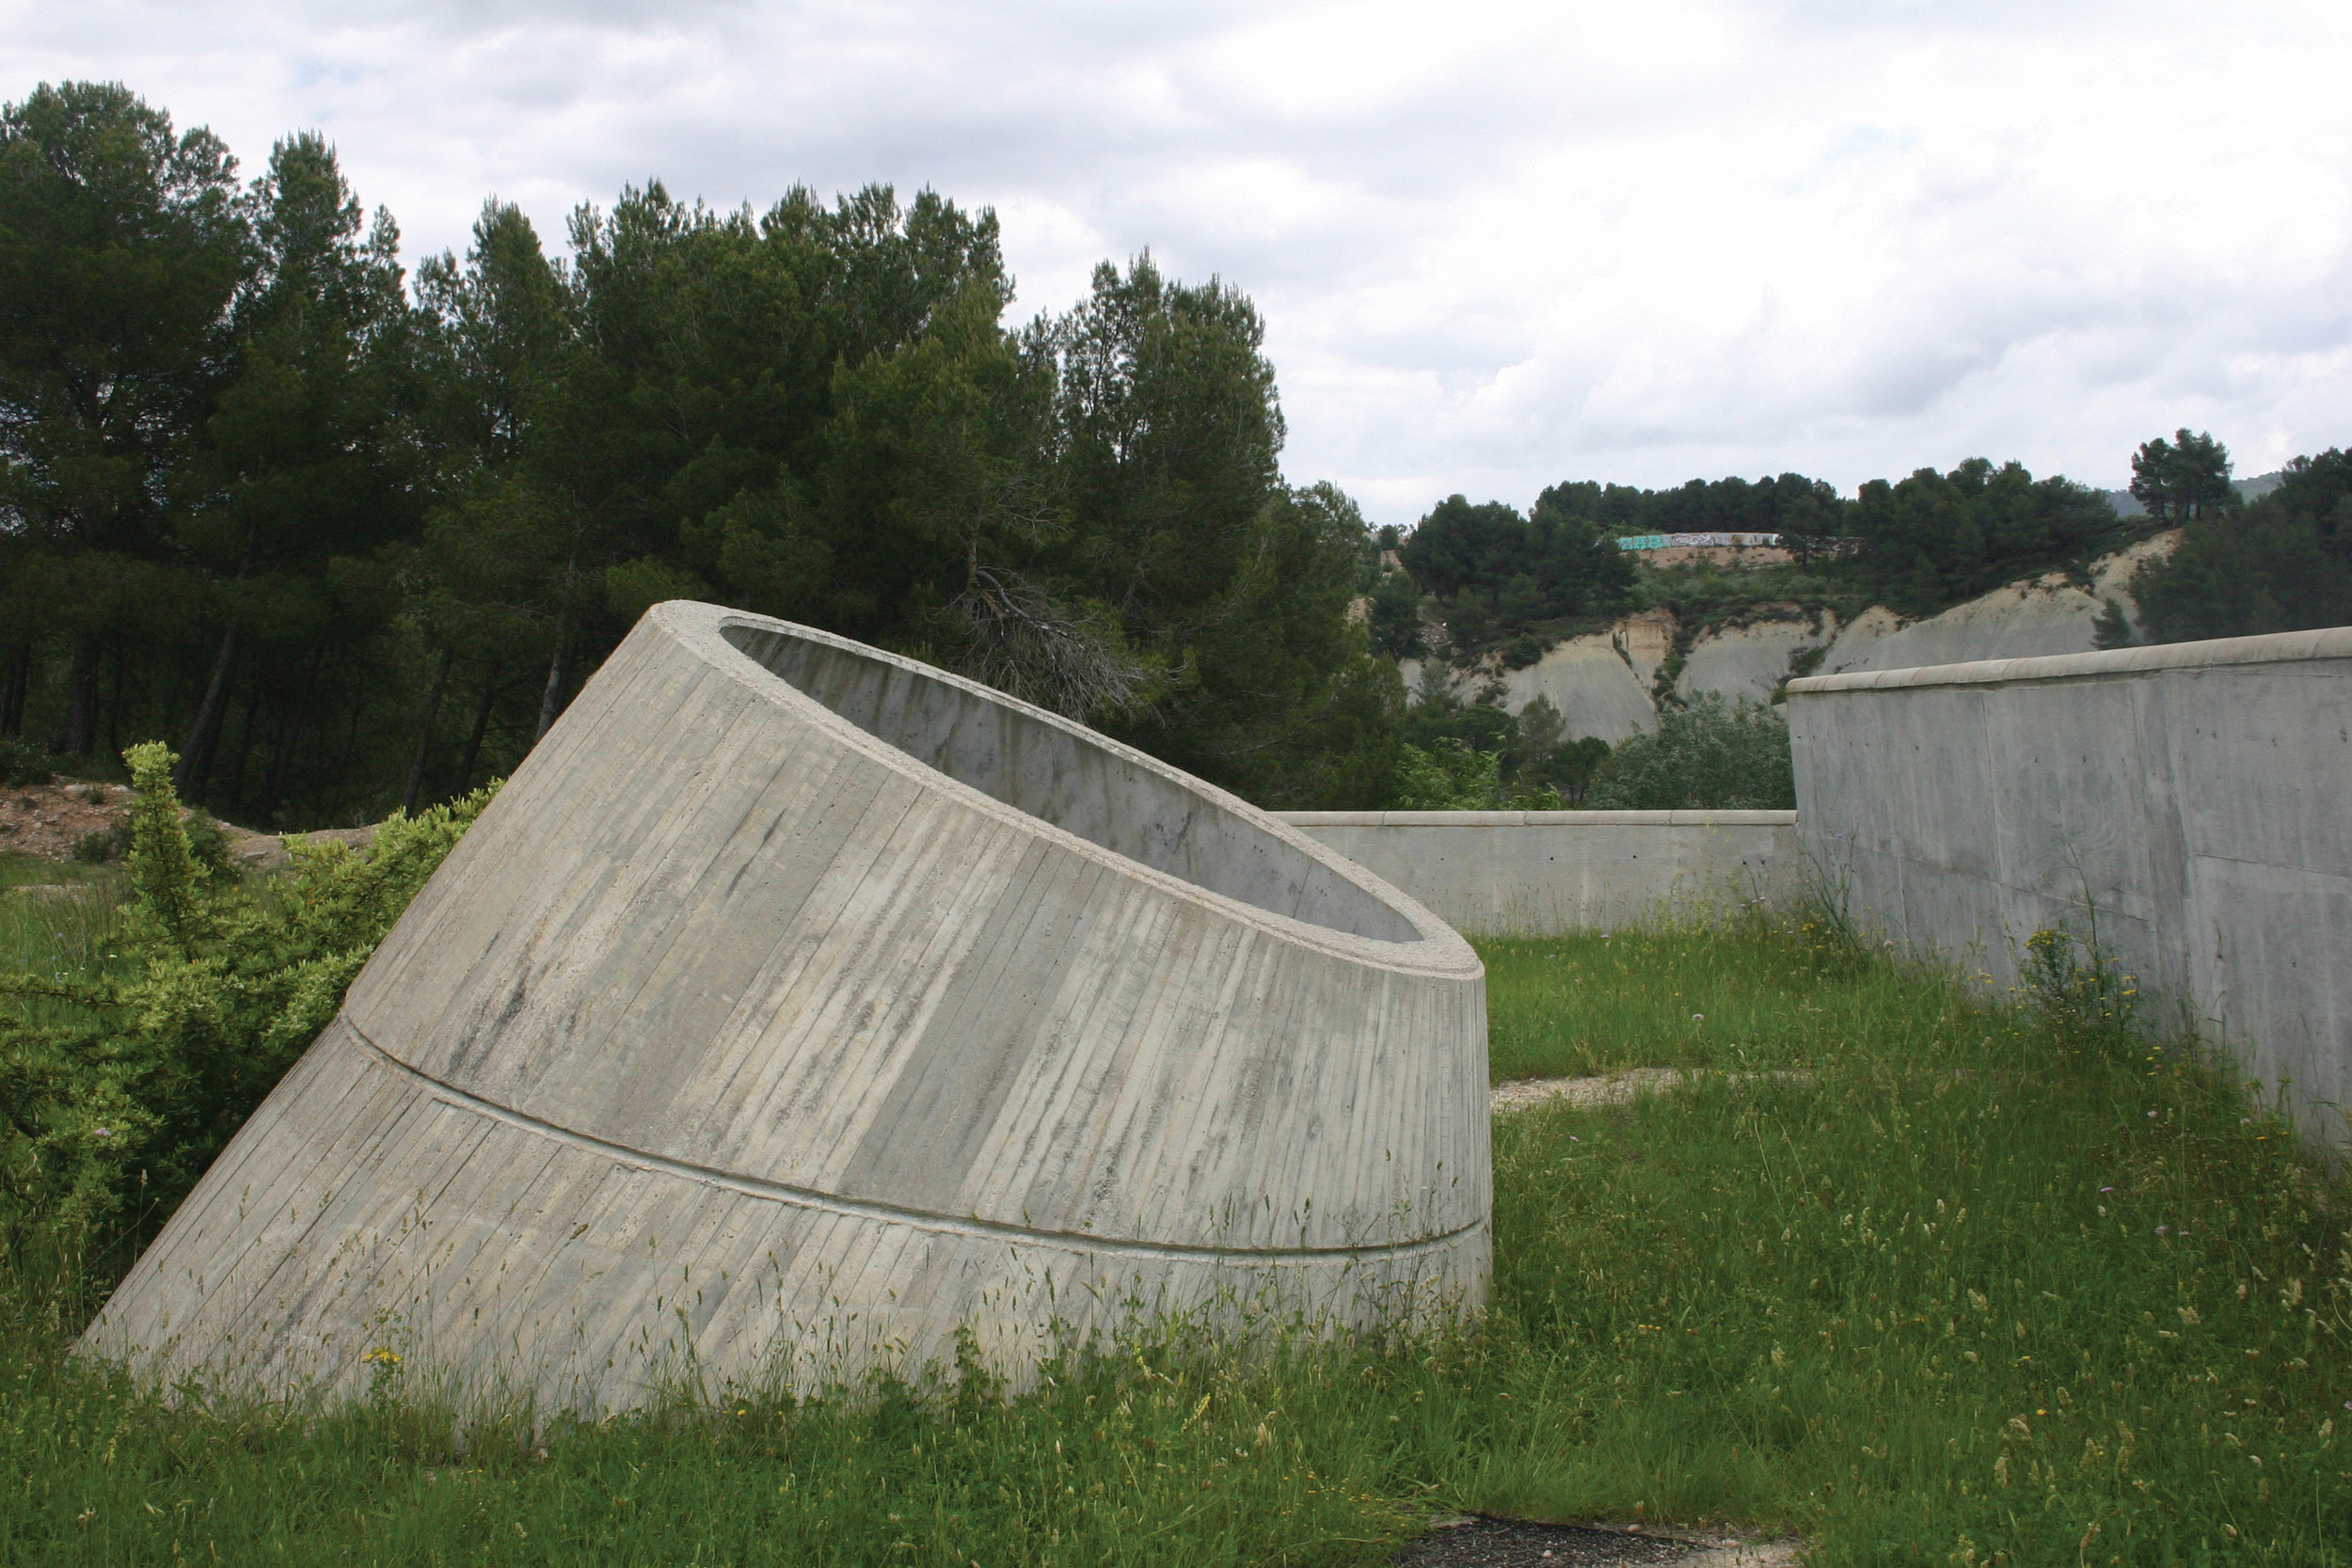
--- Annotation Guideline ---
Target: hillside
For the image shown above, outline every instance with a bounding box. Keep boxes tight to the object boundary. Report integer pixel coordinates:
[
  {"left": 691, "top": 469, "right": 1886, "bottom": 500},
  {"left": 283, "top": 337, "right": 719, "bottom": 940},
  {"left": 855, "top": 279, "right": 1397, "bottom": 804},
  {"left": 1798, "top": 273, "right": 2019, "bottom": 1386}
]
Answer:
[{"left": 1403, "top": 531, "right": 2178, "bottom": 741}]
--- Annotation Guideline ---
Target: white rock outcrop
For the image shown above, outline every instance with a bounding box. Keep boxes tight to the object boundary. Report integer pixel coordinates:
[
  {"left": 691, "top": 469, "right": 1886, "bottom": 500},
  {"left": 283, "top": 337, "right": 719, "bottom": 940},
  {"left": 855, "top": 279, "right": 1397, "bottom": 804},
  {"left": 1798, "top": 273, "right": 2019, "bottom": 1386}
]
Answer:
[{"left": 1414, "top": 533, "right": 2178, "bottom": 738}]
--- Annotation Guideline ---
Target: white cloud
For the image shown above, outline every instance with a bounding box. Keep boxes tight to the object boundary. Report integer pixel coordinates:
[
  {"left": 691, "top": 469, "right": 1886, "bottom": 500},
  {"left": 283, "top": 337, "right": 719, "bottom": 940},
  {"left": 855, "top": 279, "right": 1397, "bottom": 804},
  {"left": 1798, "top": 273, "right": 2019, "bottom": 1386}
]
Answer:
[{"left": 7, "top": 0, "right": 2349, "bottom": 522}]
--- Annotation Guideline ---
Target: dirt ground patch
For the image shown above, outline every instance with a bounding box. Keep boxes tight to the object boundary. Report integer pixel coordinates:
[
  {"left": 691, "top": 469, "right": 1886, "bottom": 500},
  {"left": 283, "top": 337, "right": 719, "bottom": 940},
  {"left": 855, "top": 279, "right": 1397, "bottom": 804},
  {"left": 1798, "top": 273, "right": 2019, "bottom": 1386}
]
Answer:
[
  {"left": 0, "top": 777, "right": 334, "bottom": 870},
  {"left": 0, "top": 778, "right": 135, "bottom": 861}
]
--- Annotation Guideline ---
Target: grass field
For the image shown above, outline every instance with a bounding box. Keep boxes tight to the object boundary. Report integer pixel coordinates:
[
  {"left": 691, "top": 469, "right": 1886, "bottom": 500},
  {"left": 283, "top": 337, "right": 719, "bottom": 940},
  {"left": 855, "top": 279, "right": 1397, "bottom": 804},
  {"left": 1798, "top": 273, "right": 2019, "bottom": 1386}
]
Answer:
[
  {"left": 3, "top": 888, "right": 2345, "bottom": 1565},
  {"left": 1479, "top": 918, "right": 1983, "bottom": 1082},
  {"left": 0, "top": 851, "right": 110, "bottom": 895},
  {"left": 0, "top": 852, "right": 119, "bottom": 1028}
]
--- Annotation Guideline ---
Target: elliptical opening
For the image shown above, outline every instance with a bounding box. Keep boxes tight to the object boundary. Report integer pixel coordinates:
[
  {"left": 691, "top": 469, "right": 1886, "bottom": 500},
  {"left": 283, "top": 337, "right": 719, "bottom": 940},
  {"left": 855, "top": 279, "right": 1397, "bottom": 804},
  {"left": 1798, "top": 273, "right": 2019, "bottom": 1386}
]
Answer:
[{"left": 722, "top": 623, "right": 1421, "bottom": 942}]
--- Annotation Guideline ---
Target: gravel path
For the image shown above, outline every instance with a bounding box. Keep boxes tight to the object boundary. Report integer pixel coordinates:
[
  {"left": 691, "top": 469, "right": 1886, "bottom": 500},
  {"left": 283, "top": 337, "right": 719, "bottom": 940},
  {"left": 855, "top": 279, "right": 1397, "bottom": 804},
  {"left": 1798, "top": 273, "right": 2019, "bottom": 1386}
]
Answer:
[
  {"left": 1397, "top": 1516, "right": 1803, "bottom": 1567},
  {"left": 1492, "top": 1068, "right": 1812, "bottom": 1115}
]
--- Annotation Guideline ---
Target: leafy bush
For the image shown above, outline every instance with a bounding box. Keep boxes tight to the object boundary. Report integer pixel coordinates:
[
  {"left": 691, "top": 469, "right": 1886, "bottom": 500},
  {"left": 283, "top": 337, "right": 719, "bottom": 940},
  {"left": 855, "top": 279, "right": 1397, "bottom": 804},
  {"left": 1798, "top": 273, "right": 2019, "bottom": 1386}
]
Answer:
[
  {"left": 1508, "top": 694, "right": 1610, "bottom": 802},
  {"left": 68, "top": 826, "right": 119, "bottom": 863},
  {"left": 1391, "top": 738, "right": 1504, "bottom": 808},
  {"left": 1391, "top": 682, "right": 1610, "bottom": 808},
  {"left": 67, "top": 809, "right": 229, "bottom": 869},
  {"left": 0, "top": 739, "right": 60, "bottom": 787},
  {"left": 1585, "top": 691, "right": 1794, "bottom": 809},
  {"left": 0, "top": 742, "right": 496, "bottom": 1276},
  {"left": 2020, "top": 922, "right": 2139, "bottom": 1040}
]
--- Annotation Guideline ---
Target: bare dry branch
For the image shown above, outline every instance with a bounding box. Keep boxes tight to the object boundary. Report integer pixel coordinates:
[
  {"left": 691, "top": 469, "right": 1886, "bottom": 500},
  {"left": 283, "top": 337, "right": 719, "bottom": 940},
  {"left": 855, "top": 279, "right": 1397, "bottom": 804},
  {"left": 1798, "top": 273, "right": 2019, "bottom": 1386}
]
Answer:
[{"left": 946, "top": 565, "right": 1150, "bottom": 720}]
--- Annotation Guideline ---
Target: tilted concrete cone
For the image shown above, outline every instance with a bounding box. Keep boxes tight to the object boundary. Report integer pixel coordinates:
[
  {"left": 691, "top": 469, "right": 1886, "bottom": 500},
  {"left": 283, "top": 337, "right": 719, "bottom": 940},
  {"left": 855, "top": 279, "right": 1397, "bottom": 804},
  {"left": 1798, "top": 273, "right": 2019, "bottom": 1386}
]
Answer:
[{"left": 84, "top": 603, "right": 1489, "bottom": 1410}]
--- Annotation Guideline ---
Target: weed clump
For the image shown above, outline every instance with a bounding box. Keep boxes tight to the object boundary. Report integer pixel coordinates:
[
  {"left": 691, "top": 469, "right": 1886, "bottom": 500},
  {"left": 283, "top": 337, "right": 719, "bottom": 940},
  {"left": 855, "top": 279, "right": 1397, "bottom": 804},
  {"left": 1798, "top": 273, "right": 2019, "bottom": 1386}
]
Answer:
[{"left": 0, "top": 742, "right": 496, "bottom": 1318}]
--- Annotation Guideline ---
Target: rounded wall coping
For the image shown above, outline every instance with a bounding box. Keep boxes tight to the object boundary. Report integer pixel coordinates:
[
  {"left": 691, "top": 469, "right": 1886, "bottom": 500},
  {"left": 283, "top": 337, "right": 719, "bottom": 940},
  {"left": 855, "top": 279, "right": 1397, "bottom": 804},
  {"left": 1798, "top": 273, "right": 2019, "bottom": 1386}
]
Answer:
[
  {"left": 659, "top": 602, "right": 1480, "bottom": 979},
  {"left": 1278, "top": 810, "right": 1799, "bottom": 828},
  {"left": 1787, "top": 623, "right": 2352, "bottom": 696}
]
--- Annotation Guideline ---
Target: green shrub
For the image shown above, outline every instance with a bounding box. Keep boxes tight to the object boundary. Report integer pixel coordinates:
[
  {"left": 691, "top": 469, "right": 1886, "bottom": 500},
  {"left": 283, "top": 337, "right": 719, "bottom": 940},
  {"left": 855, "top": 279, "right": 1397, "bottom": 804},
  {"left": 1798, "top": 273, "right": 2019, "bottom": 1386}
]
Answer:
[
  {"left": 2020, "top": 921, "right": 2139, "bottom": 1040},
  {"left": 1391, "top": 688, "right": 1607, "bottom": 808},
  {"left": 1585, "top": 691, "right": 1795, "bottom": 810},
  {"left": 1391, "top": 738, "right": 1503, "bottom": 808},
  {"left": 0, "top": 742, "right": 496, "bottom": 1286},
  {"left": 0, "top": 739, "right": 59, "bottom": 787},
  {"left": 1390, "top": 736, "right": 1592, "bottom": 810},
  {"left": 71, "top": 807, "right": 229, "bottom": 869},
  {"left": 68, "top": 824, "right": 121, "bottom": 863}
]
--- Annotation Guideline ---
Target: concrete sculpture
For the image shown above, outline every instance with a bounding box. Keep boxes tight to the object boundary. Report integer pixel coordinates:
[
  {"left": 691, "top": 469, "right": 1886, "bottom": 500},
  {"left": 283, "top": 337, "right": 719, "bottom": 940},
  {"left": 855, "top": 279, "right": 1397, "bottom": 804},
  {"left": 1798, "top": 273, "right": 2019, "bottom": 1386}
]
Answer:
[{"left": 85, "top": 603, "right": 1489, "bottom": 1409}]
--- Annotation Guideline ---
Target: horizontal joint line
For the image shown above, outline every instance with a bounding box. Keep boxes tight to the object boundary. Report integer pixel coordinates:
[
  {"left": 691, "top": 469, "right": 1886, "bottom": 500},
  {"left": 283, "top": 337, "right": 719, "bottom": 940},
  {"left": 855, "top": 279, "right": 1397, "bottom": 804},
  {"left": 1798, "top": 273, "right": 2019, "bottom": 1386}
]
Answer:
[{"left": 342, "top": 1017, "right": 1479, "bottom": 1266}]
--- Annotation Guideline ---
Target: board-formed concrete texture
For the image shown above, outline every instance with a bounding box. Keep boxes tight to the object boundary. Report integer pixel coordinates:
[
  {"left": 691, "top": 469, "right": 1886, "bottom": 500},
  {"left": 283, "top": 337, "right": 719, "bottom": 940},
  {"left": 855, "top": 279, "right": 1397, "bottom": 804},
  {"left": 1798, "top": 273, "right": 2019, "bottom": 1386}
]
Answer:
[
  {"left": 1279, "top": 811, "right": 1801, "bottom": 935},
  {"left": 1788, "top": 626, "right": 2352, "bottom": 1145},
  {"left": 85, "top": 603, "right": 1489, "bottom": 1409}
]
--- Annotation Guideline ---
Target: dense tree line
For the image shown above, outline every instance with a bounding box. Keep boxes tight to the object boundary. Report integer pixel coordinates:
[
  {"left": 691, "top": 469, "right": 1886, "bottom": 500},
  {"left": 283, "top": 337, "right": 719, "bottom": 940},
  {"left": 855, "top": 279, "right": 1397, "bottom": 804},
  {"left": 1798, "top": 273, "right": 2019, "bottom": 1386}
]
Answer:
[
  {"left": 1537, "top": 472, "right": 1847, "bottom": 547},
  {"left": 1390, "top": 427, "right": 2352, "bottom": 673},
  {"left": 1846, "top": 458, "right": 2125, "bottom": 615},
  {"left": 1380, "top": 455, "right": 2156, "bottom": 667},
  {"left": 9, "top": 86, "right": 2337, "bottom": 827},
  {"left": 0, "top": 83, "right": 1401, "bottom": 824},
  {"left": 1385, "top": 492, "right": 1634, "bottom": 663},
  {"left": 2125, "top": 435, "right": 2352, "bottom": 643}
]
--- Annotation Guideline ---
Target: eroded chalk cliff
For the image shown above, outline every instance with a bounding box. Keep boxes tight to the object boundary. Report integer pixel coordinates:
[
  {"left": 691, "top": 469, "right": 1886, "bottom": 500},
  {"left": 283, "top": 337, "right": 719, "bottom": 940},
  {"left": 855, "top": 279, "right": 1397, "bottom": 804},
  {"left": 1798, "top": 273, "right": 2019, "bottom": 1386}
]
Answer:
[{"left": 1404, "top": 532, "right": 2178, "bottom": 739}]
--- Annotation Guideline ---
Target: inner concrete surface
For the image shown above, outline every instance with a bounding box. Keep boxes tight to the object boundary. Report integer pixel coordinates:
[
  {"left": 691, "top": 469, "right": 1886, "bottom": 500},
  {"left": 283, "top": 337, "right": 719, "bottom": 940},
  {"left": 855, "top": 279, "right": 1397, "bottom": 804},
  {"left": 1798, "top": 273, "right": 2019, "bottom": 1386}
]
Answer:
[
  {"left": 1279, "top": 811, "right": 1800, "bottom": 936},
  {"left": 84, "top": 603, "right": 1489, "bottom": 1411},
  {"left": 1788, "top": 626, "right": 2352, "bottom": 1146},
  {"left": 731, "top": 623, "right": 1418, "bottom": 942}
]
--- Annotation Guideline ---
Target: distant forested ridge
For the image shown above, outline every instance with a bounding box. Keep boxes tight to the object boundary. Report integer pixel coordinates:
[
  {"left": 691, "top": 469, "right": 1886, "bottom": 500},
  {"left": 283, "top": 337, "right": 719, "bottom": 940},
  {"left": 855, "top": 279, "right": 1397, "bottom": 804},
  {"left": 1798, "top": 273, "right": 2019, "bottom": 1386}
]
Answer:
[
  {"left": 1368, "top": 425, "right": 2347, "bottom": 805},
  {"left": 1381, "top": 459, "right": 2139, "bottom": 670},
  {"left": 0, "top": 82, "right": 1401, "bottom": 824},
  {"left": 1534, "top": 472, "right": 1848, "bottom": 544},
  {"left": 1378, "top": 423, "right": 2352, "bottom": 675},
  {"left": 2124, "top": 442, "right": 2352, "bottom": 643}
]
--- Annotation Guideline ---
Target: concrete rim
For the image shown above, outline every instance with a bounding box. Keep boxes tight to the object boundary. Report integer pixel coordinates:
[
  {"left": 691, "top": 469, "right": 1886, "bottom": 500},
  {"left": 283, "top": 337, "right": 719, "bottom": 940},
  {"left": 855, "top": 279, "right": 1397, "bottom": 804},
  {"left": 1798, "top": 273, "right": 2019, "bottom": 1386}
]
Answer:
[
  {"left": 1788, "top": 622, "right": 2352, "bottom": 694},
  {"left": 656, "top": 601, "right": 1482, "bottom": 979}
]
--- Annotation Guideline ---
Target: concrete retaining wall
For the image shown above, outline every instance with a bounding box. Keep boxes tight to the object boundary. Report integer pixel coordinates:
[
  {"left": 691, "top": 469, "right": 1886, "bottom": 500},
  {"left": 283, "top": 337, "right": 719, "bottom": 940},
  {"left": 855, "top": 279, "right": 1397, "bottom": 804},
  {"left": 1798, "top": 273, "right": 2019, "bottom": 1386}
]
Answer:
[
  {"left": 1787, "top": 627, "right": 2352, "bottom": 1142},
  {"left": 1277, "top": 811, "right": 1803, "bottom": 935}
]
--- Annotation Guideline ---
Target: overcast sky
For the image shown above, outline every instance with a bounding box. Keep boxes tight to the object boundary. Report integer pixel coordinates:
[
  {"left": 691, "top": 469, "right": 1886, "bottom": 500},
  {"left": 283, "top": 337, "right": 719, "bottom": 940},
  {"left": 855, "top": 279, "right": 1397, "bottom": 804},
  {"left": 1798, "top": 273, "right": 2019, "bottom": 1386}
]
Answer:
[{"left": 10, "top": 0, "right": 2349, "bottom": 526}]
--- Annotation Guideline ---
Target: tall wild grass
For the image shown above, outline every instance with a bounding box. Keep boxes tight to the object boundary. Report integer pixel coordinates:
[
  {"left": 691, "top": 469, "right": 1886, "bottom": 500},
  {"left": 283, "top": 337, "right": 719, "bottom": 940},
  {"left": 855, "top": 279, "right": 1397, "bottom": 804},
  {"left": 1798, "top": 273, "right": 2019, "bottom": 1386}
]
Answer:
[{"left": 2, "top": 850, "right": 2344, "bottom": 1562}]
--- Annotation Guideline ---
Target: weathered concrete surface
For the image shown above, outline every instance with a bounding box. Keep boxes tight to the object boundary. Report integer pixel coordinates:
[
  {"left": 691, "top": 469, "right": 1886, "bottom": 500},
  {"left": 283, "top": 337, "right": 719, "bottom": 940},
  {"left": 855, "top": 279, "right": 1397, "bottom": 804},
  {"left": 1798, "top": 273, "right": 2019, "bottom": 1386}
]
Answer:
[
  {"left": 86, "top": 604, "right": 1489, "bottom": 1409},
  {"left": 1788, "top": 626, "right": 2352, "bottom": 1144},
  {"left": 1278, "top": 811, "right": 1801, "bottom": 936}
]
